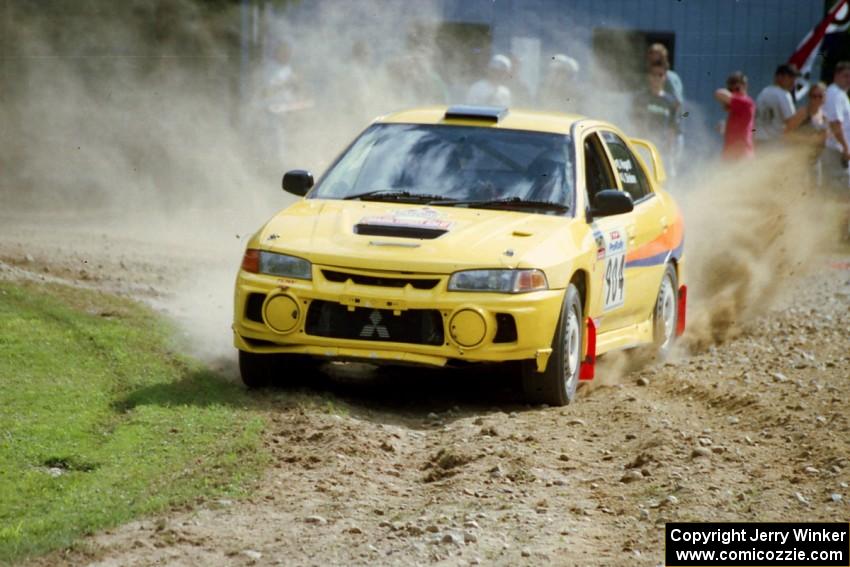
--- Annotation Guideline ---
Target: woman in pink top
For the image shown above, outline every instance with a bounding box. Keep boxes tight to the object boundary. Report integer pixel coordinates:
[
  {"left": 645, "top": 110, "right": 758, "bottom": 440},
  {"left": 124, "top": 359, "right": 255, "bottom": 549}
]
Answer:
[{"left": 715, "top": 72, "right": 756, "bottom": 160}]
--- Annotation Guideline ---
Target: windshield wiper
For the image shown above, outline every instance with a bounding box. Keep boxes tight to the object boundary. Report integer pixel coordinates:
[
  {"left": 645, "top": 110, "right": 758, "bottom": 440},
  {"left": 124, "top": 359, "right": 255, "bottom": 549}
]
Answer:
[
  {"left": 432, "top": 196, "right": 569, "bottom": 212},
  {"left": 343, "top": 190, "right": 455, "bottom": 203}
]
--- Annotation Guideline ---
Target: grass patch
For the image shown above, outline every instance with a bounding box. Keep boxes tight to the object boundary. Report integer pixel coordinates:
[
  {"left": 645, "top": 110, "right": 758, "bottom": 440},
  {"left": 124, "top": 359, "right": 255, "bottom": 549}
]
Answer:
[{"left": 0, "top": 281, "right": 266, "bottom": 563}]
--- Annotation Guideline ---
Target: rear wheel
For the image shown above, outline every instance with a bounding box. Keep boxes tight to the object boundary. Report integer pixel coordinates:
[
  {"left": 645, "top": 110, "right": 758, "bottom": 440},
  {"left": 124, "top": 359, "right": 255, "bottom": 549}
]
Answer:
[
  {"left": 238, "top": 350, "right": 318, "bottom": 389},
  {"left": 521, "top": 284, "right": 583, "bottom": 406},
  {"left": 652, "top": 264, "right": 679, "bottom": 358}
]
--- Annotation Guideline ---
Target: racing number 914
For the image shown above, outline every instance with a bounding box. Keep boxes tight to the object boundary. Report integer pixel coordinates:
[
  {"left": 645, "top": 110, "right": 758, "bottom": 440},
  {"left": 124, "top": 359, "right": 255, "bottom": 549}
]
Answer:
[
  {"left": 604, "top": 254, "right": 625, "bottom": 308},
  {"left": 603, "top": 229, "right": 626, "bottom": 311}
]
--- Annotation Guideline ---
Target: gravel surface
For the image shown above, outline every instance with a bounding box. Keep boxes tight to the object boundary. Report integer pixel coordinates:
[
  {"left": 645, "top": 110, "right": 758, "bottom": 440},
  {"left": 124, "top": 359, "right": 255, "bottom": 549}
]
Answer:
[{"left": 4, "top": 211, "right": 848, "bottom": 567}]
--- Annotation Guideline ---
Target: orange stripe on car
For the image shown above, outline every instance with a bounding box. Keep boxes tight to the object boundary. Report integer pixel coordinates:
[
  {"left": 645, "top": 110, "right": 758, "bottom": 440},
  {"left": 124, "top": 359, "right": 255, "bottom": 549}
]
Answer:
[{"left": 625, "top": 215, "right": 684, "bottom": 264}]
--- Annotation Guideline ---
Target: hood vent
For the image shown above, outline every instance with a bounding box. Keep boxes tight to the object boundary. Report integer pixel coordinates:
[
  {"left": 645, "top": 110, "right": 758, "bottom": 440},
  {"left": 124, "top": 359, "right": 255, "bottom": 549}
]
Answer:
[{"left": 354, "top": 223, "right": 447, "bottom": 239}]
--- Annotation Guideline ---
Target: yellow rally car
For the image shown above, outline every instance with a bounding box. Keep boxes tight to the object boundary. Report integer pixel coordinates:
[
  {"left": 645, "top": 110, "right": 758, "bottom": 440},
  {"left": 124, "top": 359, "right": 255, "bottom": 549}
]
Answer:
[{"left": 233, "top": 105, "right": 686, "bottom": 406}]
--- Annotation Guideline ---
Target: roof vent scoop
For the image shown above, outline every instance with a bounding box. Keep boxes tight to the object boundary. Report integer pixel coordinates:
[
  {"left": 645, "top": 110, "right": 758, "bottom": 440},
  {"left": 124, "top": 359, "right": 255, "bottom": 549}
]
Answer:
[{"left": 444, "top": 105, "right": 508, "bottom": 123}]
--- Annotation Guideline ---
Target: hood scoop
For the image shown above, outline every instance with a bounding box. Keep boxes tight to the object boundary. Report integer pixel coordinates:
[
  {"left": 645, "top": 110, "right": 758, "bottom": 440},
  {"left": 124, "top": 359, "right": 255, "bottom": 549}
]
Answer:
[
  {"left": 353, "top": 207, "right": 453, "bottom": 240},
  {"left": 354, "top": 223, "right": 447, "bottom": 240}
]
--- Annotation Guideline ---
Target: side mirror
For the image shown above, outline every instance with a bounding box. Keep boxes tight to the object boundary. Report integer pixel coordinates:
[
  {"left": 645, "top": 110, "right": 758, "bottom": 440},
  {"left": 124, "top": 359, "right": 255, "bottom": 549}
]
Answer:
[
  {"left": 591, "top": 189, "right": 634, "bottom": 217},
  {"left": 282, "top": 170, "right": 314, "bottom": 197}
]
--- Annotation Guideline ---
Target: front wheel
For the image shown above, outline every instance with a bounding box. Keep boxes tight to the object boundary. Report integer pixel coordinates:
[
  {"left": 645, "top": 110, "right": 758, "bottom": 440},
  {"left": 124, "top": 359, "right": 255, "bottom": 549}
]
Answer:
[
  {"left": 238, "top": 350, "right": 318, "bottom": 389},
  {"left": 652, "top": 264, "right": 679, "bottom": 359},
  {"left": 521, "top": 284, "right": 583, "bottom": 406}
]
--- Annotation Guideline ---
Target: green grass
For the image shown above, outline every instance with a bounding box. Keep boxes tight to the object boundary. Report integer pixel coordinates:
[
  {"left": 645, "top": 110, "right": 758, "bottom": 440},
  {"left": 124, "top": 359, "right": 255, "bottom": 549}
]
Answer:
[{"left": 0, "top": 281, "right": 266, "bottom": 563}]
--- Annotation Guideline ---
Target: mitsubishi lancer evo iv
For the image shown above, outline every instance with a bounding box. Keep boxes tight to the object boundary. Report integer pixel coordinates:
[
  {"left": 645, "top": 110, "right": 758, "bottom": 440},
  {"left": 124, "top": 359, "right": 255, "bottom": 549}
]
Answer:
[{"left": 233, "top": 105, "right": 686, "bottom": 406}]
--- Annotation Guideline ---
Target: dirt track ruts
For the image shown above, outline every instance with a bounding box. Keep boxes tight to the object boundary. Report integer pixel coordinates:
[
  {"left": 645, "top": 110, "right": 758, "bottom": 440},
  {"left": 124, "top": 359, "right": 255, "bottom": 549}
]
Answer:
[{"left": 2, "top": 212, "right": 848, "bottom": 567}]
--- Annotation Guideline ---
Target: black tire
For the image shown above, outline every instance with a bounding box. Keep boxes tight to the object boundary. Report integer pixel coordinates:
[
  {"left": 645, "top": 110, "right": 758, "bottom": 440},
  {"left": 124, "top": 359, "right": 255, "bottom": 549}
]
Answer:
[
  {"left": 652, "top": 263, "right": 679, "bottom": 359},
  {"left": 238, "top": 350, "right": 275, "bottom": 389},
  {"left": 238, "top": 350, "right": 318, "bottom": 389},
  {"left": 521, "top": 284, "right": 583, "bottom": 406}
]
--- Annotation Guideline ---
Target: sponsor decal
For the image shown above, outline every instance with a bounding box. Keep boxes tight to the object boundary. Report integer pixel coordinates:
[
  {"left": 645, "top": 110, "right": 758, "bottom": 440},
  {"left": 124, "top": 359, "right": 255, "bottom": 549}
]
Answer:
[
  {"left": 593, "top": 230, "right": 606, "bottom": 260},
  {"left": 613, "top": 158, "right": 638, "bottom": 185},
  {"left": 358, "top": 207, "right": 453, "bottom": 231}
]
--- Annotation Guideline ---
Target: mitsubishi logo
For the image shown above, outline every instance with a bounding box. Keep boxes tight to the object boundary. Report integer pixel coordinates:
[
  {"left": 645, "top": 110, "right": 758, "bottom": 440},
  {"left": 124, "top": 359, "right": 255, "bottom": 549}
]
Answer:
[{"left": 360, "top": 310, "right": 390, "bottom": 338}]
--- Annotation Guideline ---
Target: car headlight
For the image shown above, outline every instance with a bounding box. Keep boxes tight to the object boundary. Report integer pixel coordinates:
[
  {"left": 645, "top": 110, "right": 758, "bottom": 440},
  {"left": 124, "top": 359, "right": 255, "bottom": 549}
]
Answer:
[
  {"left": 448, "top": 269, "right": 548, "bottom": 293},
  {"left": 241, "top": 249, "right": 312, "bottom": 280}
]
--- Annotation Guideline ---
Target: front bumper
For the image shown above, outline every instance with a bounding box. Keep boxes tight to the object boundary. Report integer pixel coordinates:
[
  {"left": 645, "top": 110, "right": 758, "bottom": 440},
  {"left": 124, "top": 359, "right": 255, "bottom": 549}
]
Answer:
[{"left": 232, "top": 265, "right": 564, "bottom": 370}]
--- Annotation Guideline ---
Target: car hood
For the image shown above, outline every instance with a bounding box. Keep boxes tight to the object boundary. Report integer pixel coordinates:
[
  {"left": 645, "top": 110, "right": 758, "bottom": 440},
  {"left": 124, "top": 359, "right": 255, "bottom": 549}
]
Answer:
[{"left": 254, "top": 199, "right": 575, "bottom": 274}]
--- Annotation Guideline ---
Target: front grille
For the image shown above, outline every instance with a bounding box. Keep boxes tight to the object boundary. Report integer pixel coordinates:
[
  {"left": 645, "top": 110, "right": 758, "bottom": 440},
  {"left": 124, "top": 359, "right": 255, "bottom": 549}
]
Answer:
[
  {"left": 322, "top": 269, "right": 440, "bottom": 290},
  {"left": 245, "top": 293, "right": 266, "bottom": 323},
  {"left": 305, "top": 300, "right": 444, "bottom": 346}
]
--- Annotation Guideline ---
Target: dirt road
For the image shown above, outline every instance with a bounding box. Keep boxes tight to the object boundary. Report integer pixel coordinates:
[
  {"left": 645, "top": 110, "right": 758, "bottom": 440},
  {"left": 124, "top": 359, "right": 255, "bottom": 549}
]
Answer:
[{"left": 3, "top": 211, "right": 848, "bottom": 567}]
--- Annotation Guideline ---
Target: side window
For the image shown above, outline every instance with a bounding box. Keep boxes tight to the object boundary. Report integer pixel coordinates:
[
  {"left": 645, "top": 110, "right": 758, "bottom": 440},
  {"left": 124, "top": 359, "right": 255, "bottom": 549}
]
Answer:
[
  {"left": 601, "top": 131, "right": 652, "bottom": 202},
  {"left": 583, "top": 133, "right": 616, "bottom": 205}
]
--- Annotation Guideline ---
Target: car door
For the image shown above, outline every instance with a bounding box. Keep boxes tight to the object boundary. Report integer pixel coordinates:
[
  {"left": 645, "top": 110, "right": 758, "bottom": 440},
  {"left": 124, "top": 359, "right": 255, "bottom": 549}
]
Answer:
[
  {"left": 581, "top": 130, "right": 635, "bottom": 334},
  {"left": 600, "top": 131, "right": 669, "bottom": 323}
]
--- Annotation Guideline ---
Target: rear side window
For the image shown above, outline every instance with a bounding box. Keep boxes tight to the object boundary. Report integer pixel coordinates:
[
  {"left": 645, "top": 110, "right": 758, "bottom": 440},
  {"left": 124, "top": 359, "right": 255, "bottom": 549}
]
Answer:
[{"left": 601, "top": 131, "right": 652, "bottom": 202}]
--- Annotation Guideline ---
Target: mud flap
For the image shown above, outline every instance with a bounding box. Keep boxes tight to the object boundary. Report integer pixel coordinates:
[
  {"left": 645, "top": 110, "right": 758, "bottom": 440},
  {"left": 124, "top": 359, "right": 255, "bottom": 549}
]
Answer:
[
  {"left": 579, "top": 317, "right": 596, "bottom": 381},
  {"left": 676, "top": 285, "right": 687, "bottom": 337}
]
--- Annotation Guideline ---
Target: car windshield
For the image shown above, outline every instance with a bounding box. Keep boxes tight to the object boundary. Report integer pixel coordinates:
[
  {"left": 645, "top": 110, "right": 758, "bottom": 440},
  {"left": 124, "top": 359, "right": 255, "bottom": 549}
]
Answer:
[{"left": 311, "top": 124, "right": 574, "bottom": 213}]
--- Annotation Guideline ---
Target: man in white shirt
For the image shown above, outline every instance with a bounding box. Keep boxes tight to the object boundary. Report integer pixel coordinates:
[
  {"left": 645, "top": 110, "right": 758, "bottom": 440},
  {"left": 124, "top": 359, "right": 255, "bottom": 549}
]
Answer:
[
  {"left": 822, "top": 61, "right": 850, "bottom": 193},
  {"left": 466, "top": 54, "right": 512, "bottom": 107},
  {"left": 754, "top": 64, "right": 799, "bottom": 145}
]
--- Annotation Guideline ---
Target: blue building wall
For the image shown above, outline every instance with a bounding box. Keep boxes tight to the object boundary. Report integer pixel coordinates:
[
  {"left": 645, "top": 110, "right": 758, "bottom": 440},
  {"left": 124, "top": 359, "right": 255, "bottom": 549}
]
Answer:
[{"left": 441, "top": 0, "right": 824, "bottom": 133}]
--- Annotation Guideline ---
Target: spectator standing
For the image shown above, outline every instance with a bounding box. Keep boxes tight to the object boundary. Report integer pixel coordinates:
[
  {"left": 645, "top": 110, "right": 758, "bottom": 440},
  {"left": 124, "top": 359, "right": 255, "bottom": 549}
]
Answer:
[
  {"left": 632, "top": 61, "right": 679, "bottom": 169},
  {"left": 823, "top": 62, "right": 850, "bottom": 192},
  {"left": 799, "top": 83, "right": 827, "bottom": 129},
  {"left": 507, "top": 54, "right": 533, "bottom": 107},
  {"left": 646, "top": 43, "right": 683, "bottom": 106},
  {"left": 645, "top": 43, "right": 684, "bottom": 172},
  {"left": 391, "top": 27, "right": 450, "bottom": 106},
  {"left": 788, "top": 82, "right": 828, "bottom": 158},
  {"left": 538, "top": 54, "right": 582, "bottom": 112},
  {"left": 754, "top": 64, "right": 799, "bottom": 146},
  {"left": 714, "top": 71, "right": 755, "bottom": 161},
  {"left": 252, "top": 41, "right": 312, "bottom": 167},
  {"left": 263, "top": 42, "right": 310, "bottom": 114},
  {"left": 340, "top": 40, "right": 377, "bottom": 125},
  {"left": 384, "top": 53, "right": 449, "bottom": 107},
  {"left": 782, "top": 81, "right": 828, "bottom": 187},
  {"left": 466, "top": 54, "right": 512, "bottom": 107}
]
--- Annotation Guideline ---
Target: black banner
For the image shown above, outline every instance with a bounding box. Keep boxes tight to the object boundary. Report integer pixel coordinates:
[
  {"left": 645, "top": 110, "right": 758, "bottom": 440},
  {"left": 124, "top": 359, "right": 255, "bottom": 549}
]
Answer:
[{"left": 666, "top": 523, "right": 849, "bottom": 566}]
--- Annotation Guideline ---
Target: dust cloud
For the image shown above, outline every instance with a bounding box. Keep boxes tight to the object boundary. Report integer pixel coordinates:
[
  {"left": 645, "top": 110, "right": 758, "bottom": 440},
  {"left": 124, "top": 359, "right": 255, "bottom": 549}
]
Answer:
[
  {"left": 678, "top": 147, "right": 842, "bottom": 351},
  {"left": 587, "top": 148, "right": 840, "bottom": 392},
  {"left": 0, "top": 0, "right": 447, "bottom": 362},
  {"left": 0, "top": 1, "right": 841, "bottom": 371}
]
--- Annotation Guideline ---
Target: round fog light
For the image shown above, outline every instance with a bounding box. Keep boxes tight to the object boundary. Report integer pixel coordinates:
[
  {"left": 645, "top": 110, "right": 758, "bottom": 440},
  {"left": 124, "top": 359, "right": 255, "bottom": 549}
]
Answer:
[
  {"left": 450, "top": 309, "right": 487, "bottom": 347},
  {"left": 264, "top": 294, "right": 300, "bottom": 333}
]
